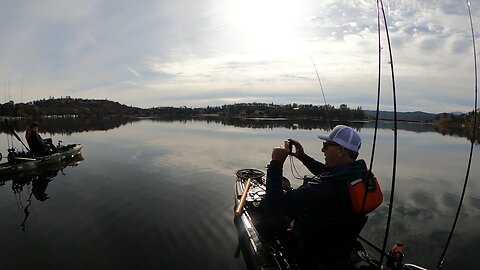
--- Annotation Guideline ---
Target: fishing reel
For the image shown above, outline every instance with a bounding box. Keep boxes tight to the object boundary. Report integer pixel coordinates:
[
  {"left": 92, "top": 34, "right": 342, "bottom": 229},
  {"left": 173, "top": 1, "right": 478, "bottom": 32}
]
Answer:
[
  {"left": 236, "top": 169, "right": 265, "bottom": 183},
  {"left": 235, "top": 169, "right": 266, "bottom": 214}
]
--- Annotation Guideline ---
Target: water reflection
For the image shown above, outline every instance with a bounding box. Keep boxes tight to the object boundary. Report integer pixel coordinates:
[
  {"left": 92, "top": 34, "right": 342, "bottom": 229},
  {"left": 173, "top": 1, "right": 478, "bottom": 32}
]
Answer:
[
  {"left": 127, "top": 116, "right": 476, "bottom": 143},
  {"left": 0, "top": 116, "right": 141, "bottom": 135},
  {"left": 470, "top": 197, "right": 480, "bottom": 210},
  {"left": 1, "top": 116, "right": 476, "bottom": 144},
  {"left": 0, "top": 154, "right": 84, "bottom": 231},
  {"left": 0, "top": 119, "right": 477, "bottom": 269}
]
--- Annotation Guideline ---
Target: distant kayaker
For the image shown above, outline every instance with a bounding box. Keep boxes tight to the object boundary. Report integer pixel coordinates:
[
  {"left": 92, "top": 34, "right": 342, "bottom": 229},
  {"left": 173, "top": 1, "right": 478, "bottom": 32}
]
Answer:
[
  {"left": 25, "top": 122, "right": 57, "bottom": 156},
  {"left": 266, "top": 125, "right": 381, "bottom": 269}
]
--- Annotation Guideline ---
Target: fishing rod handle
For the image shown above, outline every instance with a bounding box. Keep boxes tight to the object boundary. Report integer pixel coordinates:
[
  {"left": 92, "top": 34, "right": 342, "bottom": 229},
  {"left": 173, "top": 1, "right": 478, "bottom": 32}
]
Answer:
[{"left": 235, "top": 177, "right": 252, "bottom": 215}]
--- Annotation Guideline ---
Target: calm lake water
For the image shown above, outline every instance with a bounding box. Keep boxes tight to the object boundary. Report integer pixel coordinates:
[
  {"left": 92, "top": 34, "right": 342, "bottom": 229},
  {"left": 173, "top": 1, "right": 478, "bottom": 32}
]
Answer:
[{"left": 0, "top": 117, "right": 479, "bottom": 270}]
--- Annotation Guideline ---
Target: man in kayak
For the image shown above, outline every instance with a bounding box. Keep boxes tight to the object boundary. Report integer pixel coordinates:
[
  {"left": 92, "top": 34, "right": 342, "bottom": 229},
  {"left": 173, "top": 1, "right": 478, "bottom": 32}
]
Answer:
[
  {"left": 265, "top": 125, "right": 373, "bottom": 269},
  {"left": 25, "top": 122, "right": 57, "bottom": 156}
]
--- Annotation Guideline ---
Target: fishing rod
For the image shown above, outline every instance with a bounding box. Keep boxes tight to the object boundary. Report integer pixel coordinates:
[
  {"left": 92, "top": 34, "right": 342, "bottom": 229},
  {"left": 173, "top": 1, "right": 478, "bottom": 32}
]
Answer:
[
  {"left": 310, "top": 57, "right": 331, "bottom": 129},
  {"left": 235, "top": 169, "right": 265, "bottom": 215},
  {"left": 356, "top": 0, "right": 395, "bottom": 259},
  {"left": 436, "top": 1, "right": 478, "bottom": 269},
  {"left": 287, "top": 58, "right": 334, "bottom": 180},
  {"left": 358, "top": 235, "right": 390, "bottom": 257},
  {"left": 376, "top": 0, "right": 399, "bottom": 265},
  {"left": 367, "top": 0, "right": 383, "bottom": 191},
  {"left": 235, "top": 177, "right": 252, "bottom": 215},
  {"left": 355, "top": 0, "right": 385, "bottom": 220},
  {"left": 4, "top": 119, "right": 30, "bottom": 152}
]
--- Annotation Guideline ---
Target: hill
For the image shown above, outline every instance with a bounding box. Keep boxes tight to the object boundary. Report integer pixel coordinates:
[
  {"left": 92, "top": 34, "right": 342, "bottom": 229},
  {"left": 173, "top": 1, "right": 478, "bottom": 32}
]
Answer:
[
  {"left": 0, "top": 98, "right": 143, "bottom": 117},
  {"left": 0, "top": 98, "right": 460, "bottom": 124},
  {"left": 363, "top": 110, "right": 437, "bottom": 122},
  {"left": 0, "top": 98, "right": 365, "bottom": 119}
]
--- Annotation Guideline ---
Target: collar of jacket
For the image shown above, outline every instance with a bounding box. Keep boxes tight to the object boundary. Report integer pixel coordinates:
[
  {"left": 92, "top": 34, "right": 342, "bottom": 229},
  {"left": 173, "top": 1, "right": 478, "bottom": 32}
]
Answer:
[{"left": 312, "top": 159, "right": 367, "bottom": 182}]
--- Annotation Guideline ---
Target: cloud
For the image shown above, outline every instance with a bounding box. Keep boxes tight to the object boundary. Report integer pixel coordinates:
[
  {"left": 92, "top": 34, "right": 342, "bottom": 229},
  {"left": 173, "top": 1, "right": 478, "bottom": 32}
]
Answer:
[
  {"left": 124, "top": 65, "right": 142, "bottom": 81},
  {"left": 1, "top": 0, "right": 479, "bottom": 112}
]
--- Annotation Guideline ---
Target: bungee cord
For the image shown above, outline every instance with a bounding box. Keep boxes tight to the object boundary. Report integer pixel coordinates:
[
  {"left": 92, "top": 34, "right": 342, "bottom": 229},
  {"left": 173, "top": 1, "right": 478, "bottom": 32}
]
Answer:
[
  {"left": 436, "top": 1, "right": 478, "bottom": 269},
  {"left": 376, "top": 0, "right": 399, "bottom": 265}
]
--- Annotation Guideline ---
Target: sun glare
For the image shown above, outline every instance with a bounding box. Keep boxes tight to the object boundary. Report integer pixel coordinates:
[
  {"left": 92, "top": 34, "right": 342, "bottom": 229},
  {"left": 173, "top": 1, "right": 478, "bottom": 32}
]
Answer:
[{"left": 226, "top": 0, "right": 307, "bottom": 53}]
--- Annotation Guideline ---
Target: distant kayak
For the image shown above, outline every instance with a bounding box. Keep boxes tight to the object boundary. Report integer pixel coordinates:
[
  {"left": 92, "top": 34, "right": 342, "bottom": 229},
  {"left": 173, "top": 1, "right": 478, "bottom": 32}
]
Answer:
[{"left": 0, "top": 143, "right": 83, "bottom": 176}]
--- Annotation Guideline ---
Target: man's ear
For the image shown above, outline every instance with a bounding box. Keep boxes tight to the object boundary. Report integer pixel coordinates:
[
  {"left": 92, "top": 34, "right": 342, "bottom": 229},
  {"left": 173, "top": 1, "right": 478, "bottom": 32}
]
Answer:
[{"left": 337, "top": 146, "right": 348, "bottom": 157}]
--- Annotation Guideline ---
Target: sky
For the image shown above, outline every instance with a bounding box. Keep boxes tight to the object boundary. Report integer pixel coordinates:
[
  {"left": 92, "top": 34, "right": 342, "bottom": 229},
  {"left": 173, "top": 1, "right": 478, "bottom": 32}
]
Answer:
[{"left": 0, "top": 0, "right": 479, "bottom": 113}]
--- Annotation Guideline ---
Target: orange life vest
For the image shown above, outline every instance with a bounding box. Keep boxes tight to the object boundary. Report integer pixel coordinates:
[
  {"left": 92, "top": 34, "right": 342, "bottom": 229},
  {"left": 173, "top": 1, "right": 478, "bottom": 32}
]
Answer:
[{"left": 347, "top": 172, "right": 383, "bottom": 215}]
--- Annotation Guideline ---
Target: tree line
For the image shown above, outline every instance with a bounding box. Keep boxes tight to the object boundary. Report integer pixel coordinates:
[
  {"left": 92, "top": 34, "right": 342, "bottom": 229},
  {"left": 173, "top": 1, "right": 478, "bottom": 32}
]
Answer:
[
  {"left": 0, "top": 98, "right": 365, "bottom": 120},
  {"left": 432, "top": 111, "right": 480, "bottom": 143}
]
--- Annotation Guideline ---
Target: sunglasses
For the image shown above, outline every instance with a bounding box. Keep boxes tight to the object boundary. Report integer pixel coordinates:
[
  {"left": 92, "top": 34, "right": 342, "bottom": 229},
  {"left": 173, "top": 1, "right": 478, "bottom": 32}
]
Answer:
[{"left": 323, "top": 141, "right": 340, "bottom": 148}]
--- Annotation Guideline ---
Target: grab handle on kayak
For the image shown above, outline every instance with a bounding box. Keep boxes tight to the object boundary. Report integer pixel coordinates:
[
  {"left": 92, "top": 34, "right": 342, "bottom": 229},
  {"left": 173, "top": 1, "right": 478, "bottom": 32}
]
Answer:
[{"left": 235, "top": 177, "right": 252, "bottom": 215}]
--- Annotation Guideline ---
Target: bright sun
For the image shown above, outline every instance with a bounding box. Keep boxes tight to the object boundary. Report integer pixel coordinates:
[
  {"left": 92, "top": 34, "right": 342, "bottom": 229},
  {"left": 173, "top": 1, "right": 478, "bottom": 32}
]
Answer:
[{"left": 225, "top": 0, "right": 307, "bottom": 53}]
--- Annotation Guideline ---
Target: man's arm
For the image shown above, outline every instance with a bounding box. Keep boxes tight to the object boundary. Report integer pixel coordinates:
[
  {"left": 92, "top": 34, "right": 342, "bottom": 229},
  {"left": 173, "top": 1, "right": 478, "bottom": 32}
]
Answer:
[
  {"left": 265, "top": 160, "right": 299, "bottom": 216},
  {"left": 265, "top": 146, "right": 303, "bottom": 217},
  {"left": 288, "top": 139, "right": 326, "bottom": 176},
  {"left": 35, "top": 134, "right": 48, "bottom": 147},
  {"left": 265, "top": 160, "right": 335, "bottom": 218},
  {"left": 298, "top": 154, "right": 326, "bottom": 176}
]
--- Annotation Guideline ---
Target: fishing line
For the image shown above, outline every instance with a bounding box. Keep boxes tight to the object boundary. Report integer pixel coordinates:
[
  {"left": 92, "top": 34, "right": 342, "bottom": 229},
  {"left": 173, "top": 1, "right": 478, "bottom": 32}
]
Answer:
[
  {"left": 436, "top": 1, "right": 478, "bottom": 269},
  {"left": 377, "top": 0, "right": 399, "bottom": 265}
]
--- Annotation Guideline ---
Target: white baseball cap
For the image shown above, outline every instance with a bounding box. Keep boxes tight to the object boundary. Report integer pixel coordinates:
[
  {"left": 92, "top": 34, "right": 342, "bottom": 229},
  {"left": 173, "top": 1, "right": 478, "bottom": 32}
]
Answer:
[{"left": 318, "top": 125, "right": 361, "bottom": 152}]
